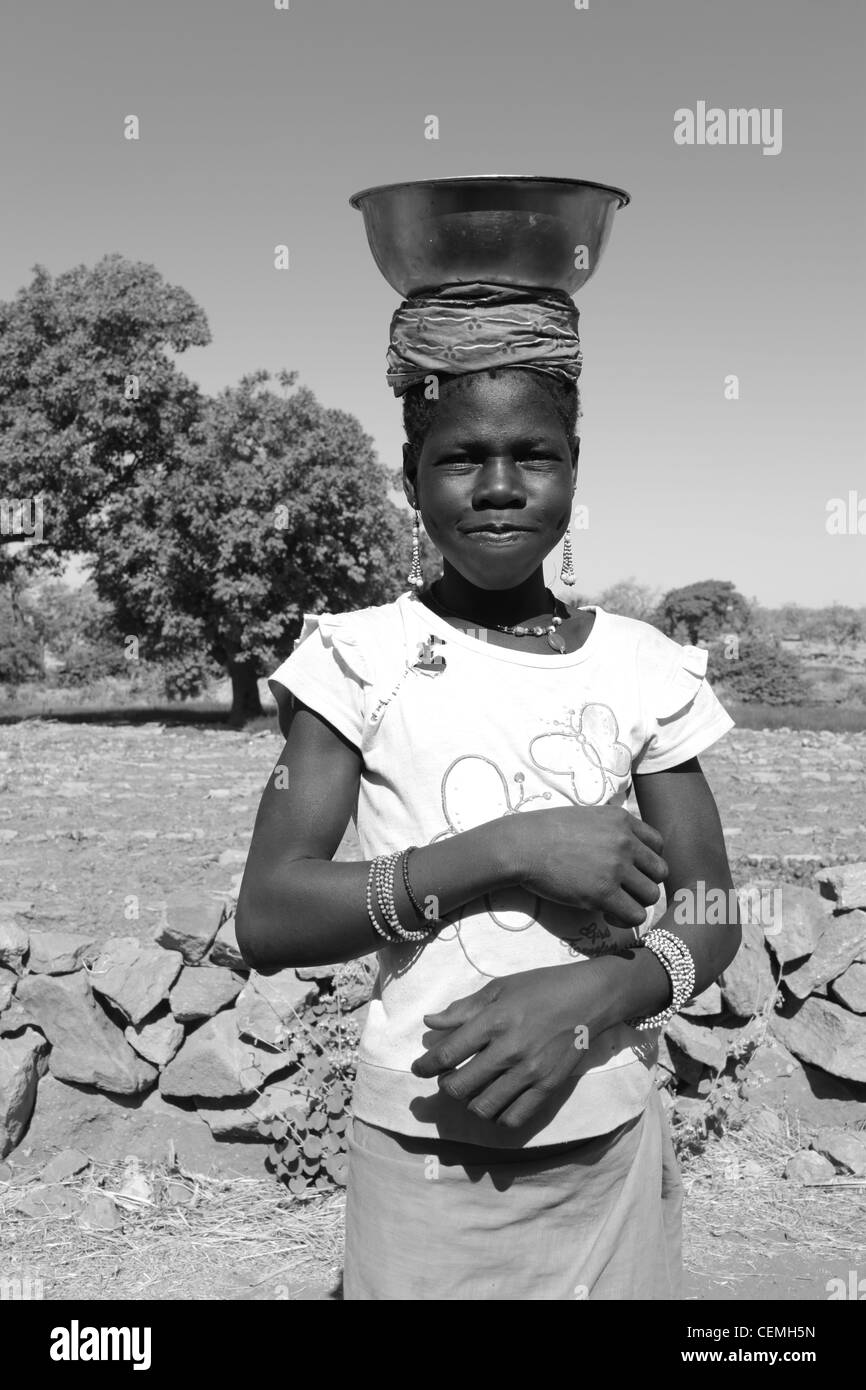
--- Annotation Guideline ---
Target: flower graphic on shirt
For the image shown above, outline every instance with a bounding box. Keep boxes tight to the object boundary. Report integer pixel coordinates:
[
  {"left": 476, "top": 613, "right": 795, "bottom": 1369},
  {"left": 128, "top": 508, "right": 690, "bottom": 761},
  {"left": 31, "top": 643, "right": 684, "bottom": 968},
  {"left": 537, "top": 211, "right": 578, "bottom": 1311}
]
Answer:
[
  {"left": 529, "top": 703, "right": 631, "bottom": 806},
  {"left": 428, "top": 754, "right": 553, "bottom": 975}
]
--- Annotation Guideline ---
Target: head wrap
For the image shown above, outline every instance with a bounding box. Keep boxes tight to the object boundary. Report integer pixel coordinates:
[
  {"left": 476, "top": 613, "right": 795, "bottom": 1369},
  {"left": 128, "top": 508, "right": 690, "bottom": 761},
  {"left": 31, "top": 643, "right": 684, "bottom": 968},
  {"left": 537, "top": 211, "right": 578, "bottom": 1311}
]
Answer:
[{"left": 385, "top": 281, "right": 582, "bottom": 400}]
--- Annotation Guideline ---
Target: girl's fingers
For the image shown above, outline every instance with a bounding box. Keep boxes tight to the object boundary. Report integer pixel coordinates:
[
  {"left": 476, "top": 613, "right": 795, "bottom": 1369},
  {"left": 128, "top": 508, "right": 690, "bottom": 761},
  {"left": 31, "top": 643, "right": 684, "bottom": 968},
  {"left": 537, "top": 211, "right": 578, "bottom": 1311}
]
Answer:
[
  {"left": 413, "top": 1011, "right": 493, "bottom": 1077},
  {"left": 436, "top": 1047, "right": 510, "bottom": 1104},
  {"left": 632, "top": 838, "right": 669, "bottom": 883},
  {"left": 630, "top": 819, "right": 665, "bottom": 856},
  {"left": 620, "top": 864, "right": 663, "bottom": 908},
  {"left": 601, "top": 886, "right": 649, "bottom": 928}
]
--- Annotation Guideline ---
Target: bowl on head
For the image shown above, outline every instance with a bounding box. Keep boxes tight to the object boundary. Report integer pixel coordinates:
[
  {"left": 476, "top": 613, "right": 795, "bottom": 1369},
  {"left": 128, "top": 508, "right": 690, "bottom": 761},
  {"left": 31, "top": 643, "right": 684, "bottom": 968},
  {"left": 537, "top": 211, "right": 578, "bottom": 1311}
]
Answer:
[{"left": 349, "top": 174, "right": 630, "bottom": 298}]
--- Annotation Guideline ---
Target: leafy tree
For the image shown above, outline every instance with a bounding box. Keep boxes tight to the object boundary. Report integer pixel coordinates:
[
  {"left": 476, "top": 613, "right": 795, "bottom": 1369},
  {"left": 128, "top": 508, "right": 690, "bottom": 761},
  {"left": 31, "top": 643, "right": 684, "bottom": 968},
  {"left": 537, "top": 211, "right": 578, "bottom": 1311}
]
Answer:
[
  {"left": 708, "top": 636, "right": 809, "bottom": 705},
  {"left": 594, "top": 577, "right": 661, "bottom": 623},
  {"left": 655, "top": 580, "right": 752, "bottom": 646},
  {"left": 0, "top": 254, "right": 209, "bottom": 563},
  {"left": 91, "top": 370, "right": 410, "bottom": 721}
]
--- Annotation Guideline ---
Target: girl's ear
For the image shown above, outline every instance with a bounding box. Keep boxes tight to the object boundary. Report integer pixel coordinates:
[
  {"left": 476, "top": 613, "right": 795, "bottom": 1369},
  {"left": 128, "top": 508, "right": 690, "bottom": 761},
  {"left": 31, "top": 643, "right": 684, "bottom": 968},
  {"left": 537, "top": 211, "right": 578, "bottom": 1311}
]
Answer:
[{"left": 402, "top": 445, "right": 418, "bottom": 507}]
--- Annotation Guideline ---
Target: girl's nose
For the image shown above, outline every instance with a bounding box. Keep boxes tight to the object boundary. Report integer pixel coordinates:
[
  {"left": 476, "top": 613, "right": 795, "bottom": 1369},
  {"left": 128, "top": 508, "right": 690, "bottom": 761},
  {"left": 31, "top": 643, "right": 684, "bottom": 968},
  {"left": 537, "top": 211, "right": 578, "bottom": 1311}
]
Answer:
[{"left": 471, "top": 458, "right": 526, "bottom": 507}]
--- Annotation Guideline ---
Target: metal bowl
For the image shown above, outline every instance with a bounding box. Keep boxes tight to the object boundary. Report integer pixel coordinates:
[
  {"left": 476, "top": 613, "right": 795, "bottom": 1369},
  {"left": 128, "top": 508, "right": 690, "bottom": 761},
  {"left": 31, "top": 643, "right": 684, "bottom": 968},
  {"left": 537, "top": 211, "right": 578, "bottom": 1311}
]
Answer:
[{"left": 349, "top": 175, "right": 630, "bottom": 297}]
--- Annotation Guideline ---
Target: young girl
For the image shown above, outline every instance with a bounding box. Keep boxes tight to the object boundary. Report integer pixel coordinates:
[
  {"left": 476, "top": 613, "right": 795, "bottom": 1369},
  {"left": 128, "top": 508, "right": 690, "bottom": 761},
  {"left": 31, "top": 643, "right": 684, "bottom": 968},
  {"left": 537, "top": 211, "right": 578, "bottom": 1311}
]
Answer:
[{"left": 236, "top": 274, "right": 741, "bottom": 1302}]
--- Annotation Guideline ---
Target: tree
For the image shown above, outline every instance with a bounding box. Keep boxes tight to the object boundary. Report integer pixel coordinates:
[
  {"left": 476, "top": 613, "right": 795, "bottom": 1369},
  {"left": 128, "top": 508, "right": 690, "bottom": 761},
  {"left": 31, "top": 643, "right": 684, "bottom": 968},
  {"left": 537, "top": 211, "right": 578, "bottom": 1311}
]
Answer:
[
  {"left": 90, "top": 370, "right": 410, "bottom": 721},
  {"left": 708, "top": 636, "right": 809, "bottom": 705},
  {"left": 655, "top": 580, "right": 752, "bottom": 646},
  {"left": 0, "top": 254, "right": 209, "bottom": 563},
  {"left": 594, "top": 577, "right": 661, "bottom": 623}
]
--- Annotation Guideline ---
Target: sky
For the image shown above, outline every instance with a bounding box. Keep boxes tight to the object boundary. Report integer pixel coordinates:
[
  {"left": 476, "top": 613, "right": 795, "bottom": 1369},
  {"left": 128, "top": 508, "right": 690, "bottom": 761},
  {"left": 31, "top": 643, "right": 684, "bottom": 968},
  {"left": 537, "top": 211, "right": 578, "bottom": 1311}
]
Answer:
[{"left": 1, "top": 0, "right": 864, "bottom": 606}]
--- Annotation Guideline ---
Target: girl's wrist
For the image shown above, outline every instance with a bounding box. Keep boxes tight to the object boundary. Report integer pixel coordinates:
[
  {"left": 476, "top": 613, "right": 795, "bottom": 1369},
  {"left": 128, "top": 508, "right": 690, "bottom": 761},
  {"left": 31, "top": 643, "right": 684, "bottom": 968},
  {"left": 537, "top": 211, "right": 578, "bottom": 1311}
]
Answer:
[{"left": 579, "top": 947, "right": 672, "bottom": 1034}]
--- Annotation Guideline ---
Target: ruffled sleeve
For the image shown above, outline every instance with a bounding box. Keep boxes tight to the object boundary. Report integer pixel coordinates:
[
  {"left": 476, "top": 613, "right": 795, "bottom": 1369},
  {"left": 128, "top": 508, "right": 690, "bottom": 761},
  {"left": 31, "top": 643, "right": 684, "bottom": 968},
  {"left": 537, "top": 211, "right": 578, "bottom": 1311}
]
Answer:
[
  {"left": 633, "top": 632, "right": 735, "bottom": 773},
  {"left": 267, "top": 612, "right": 371, "bottom": 748}
]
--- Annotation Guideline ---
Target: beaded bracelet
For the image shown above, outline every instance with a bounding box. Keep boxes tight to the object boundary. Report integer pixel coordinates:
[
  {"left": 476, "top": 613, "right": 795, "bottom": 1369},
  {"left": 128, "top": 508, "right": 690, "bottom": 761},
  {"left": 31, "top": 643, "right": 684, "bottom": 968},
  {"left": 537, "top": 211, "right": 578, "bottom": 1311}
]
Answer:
[
  {"left": 401, "top": 846, "right": 427, "bottom": 920},
  {"left": 625, "top": 927, "right": 696, "bottom": 1031},
  {"left": 365, "top": 851, "right": 436, "bottom": 945},
  {"left": 365, "top": 856, "right": 398, "bottom": 944}
]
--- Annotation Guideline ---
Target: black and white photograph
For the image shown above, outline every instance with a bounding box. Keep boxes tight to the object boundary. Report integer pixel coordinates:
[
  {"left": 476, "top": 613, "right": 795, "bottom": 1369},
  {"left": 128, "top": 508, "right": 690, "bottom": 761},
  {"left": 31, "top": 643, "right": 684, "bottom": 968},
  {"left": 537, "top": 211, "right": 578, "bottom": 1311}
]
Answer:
[{"left": 0, "top": 0, "right": 864, "bottom": 1341}]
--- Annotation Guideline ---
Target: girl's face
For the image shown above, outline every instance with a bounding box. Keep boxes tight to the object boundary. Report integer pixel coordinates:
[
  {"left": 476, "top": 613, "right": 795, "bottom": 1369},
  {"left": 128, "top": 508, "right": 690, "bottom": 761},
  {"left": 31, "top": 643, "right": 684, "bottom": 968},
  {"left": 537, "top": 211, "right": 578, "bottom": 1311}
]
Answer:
[{"left": 403, "top": 371, "right": 578, "bottom": 593}]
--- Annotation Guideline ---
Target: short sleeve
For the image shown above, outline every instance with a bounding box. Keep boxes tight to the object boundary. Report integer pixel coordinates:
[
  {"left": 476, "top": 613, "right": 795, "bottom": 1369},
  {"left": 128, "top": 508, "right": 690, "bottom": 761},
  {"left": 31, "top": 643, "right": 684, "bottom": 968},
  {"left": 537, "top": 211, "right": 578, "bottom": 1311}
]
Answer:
[
  {"left": 633, "top": 636, "right": 735, "bottom": 774},
  {"left": 267, "top": 613, "right": 370, "bottom": 749}
]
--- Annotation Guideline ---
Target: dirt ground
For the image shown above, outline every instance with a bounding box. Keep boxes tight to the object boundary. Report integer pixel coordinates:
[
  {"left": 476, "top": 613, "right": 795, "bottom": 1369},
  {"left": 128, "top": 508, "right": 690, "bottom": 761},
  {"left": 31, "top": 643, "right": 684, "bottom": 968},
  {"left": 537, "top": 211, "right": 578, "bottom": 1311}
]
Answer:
[{"left": 1, "top": 716, "right": 865, "bottom": 1301}]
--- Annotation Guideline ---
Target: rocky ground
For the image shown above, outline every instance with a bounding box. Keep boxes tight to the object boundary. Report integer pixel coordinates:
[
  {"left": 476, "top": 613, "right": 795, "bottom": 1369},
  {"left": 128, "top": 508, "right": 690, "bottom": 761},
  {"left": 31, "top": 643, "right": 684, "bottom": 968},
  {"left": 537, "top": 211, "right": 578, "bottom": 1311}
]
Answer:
[{"left": 1, "top": 718, "right": 865, "bottom": 1301}]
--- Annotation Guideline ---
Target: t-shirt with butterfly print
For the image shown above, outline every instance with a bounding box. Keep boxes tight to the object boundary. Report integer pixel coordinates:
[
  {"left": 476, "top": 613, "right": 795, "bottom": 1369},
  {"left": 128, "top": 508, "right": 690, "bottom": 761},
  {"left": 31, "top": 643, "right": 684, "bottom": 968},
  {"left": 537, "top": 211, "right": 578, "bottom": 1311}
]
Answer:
[{"left": 268, "top": 590, "right": 735, "bottom": 1148}]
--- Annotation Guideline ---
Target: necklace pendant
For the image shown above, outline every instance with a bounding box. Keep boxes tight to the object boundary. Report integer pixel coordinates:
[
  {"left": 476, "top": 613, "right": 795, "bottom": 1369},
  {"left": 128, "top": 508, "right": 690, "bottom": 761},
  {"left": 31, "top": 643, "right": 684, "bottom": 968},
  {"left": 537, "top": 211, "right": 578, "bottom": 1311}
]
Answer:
[{"left": 547, "top": 630, "right": 567, "bottom": 653}]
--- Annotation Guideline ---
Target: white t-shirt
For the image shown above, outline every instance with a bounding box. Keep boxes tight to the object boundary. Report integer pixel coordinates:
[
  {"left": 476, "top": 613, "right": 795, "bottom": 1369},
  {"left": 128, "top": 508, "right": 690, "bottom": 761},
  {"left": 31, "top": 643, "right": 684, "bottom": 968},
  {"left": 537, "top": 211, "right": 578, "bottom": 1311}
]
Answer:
[{"left": 268, "top": 590, "right": 735, "bottom": 1147}]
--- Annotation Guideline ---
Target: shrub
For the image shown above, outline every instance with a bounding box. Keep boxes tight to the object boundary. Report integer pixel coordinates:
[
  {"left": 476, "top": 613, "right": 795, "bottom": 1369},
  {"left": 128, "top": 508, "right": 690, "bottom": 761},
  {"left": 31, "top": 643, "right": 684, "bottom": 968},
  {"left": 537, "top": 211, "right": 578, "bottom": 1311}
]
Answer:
[{"left": 709, "top": 636, "right": 809, "bottom": 705}]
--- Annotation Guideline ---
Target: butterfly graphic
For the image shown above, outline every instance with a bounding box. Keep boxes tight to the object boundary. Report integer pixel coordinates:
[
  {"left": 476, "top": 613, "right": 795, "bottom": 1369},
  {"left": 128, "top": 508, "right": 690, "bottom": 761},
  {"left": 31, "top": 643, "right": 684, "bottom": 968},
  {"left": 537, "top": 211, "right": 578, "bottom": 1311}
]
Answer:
[{"left": 529, "top": 703, "right": 631, "bottom": 805}]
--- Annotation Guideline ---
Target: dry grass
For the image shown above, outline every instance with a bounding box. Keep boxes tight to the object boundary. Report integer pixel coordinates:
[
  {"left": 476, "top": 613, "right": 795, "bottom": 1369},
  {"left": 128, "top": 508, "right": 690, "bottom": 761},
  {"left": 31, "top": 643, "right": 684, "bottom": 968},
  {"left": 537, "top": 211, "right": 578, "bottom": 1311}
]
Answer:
[{"left": 0, "top": 1157, "right": 345, "bottom": 1301}]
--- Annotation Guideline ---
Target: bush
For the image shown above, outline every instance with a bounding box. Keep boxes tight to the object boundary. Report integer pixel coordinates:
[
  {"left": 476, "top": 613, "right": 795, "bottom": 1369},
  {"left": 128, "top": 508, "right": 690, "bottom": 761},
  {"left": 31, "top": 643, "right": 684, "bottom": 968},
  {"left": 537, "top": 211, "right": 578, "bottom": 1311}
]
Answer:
[{"left": 709, "top": 636, "right": 809, "bottom": 705}]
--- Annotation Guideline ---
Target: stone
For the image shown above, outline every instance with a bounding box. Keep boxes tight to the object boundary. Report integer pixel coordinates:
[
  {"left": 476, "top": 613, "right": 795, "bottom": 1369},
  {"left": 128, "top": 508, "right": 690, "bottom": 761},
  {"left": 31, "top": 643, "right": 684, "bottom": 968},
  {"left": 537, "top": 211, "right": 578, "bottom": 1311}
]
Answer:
[
  {"left": 681, "top": 982, "right": 723, "bottom": 1017},
  {"left": 0, "top": 966, "right": 16, "bottom": 1012},
  {"left": 770, "top": 996, "right": 866, "bottom": 1083},
  {"left": 811, "top": 1128, "right": 866, "bottom": 1176},
  {"left": 815, "top": 862, "right": 866, "bottom": 912},
  {"left": 744, "top": 1108, "right": 786, "bottom": 1143},
  {"left": 14, "top": 1185, "right": 83, "bottom": 1218},
  {"left": 784, "top": 910, "right": 866, "bottom": 1000},
  {"left": 0, "top": 921, "right": 29, "bottom": 974},
  {"left": 207, "top": 915, "right": 247, "bottom": 971},
  {"left": 665, "top": 1015, "right": 729, "bottom": 1071},
  {"left": 159, "top": 1009, "right": 290, "bottom": 1101},
  {"left": 0, "top": 998, "right": 39, "bottom": 1038},
  {"left": 785, "top": 1150, "right": 836, "bottom": 1185},
  {"left": 763, "top": 884, "right": 833, "bottom": 966},
  {"left": 332, "top": 955, "right": 378, "bottom": 1011},
  {"left": 156, "top": 887, "right": 222, "bottom": 964},
  {"left": 169, "top": 965, "right": 244, "bottom": 1023},
  {"left": 235, "top": 971, "right": 316, "bottom": 1048},
  {"left": 14, "top": 1075, "right": 267, "bottom": 1178},
  {"left": 124, "top": 1009, "right": 185, "bottom": 1067},
  {"left": 295, "top": 964, "right": 338, "bottom": 983},
  {"left": 78, "top": 1194, "right": 123, "bottom": 1232},
  {"left": 719, "top": 919, "right": 779, "bottom": 1017},
  {"left": 0, "top": 1029, "right": 47, "bottom": 1157},
  {"left": 829, "top": 962, "right": 866, "bottom": 1014},
  {"left": 196, "top": 1079, "right": 306, "bottom": 1140},
  {"left": 26, "top": 930, "right": 98, "bottom": 975},
  {"left": 16, "top": 971, "right": 158, "bottom": 1095},
  {"left": 218, "top": 848, "right": 248, "bottom": 868},
  {"left": 90, "top": 937, "right": 183, "bottom": 1024},
  {"left": 41, "top": 1147, "right": 90, "bottom": 1182},
  {"left": 738, "top": 1037, "right": 798, "bottom": 1088}
]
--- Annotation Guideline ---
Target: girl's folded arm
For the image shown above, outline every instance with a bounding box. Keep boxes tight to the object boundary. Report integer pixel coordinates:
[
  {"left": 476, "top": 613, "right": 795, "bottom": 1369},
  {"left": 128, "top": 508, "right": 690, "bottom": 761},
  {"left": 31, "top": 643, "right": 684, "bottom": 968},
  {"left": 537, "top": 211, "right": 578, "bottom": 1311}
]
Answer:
[
  {"left": 590, "top": 756, "right": 743, "bottom": 1032},
  {"left": 235, "top": 697, "right": 526, "bottom": 973}
]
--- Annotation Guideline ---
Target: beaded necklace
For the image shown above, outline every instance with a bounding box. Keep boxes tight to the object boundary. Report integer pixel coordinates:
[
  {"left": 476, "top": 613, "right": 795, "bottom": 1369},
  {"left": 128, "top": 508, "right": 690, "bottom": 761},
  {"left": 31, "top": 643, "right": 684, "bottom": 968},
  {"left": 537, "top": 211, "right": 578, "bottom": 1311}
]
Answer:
[{"left": 422, "top": 581, "right": 571, "bottom": 653}]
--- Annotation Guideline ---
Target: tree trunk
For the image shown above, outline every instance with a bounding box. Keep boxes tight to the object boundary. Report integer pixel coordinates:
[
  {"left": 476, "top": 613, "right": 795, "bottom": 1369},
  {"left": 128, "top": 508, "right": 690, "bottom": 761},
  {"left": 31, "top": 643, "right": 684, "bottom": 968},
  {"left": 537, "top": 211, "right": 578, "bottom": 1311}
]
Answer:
[{"left": 228, "top": 659, "right": 264, "bottom": 725}]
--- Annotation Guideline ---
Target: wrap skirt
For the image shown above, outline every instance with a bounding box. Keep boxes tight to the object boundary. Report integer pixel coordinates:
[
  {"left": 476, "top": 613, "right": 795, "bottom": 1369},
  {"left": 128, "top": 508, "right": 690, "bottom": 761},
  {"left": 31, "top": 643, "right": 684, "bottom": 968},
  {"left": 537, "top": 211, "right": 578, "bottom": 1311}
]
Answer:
[{"left": 343, "top": 1086, "right": 683, "bottom": 1300}]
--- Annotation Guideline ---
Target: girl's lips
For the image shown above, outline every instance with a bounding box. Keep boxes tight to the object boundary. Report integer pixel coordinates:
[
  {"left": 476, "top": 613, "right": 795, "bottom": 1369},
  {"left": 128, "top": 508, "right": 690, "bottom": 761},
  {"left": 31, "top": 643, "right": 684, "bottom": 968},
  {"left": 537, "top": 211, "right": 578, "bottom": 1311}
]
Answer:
[{"left": 464, "top": 529, "right": 532, "bottom": 542}]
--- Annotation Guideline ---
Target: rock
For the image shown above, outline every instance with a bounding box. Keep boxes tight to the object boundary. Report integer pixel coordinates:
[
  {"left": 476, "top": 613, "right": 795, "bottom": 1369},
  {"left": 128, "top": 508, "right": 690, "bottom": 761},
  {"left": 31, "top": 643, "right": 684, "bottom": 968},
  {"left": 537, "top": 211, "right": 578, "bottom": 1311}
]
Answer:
[
  {"left": 196, "top": 1079, "right": 306, "bottom": 1140},
  {"left": 810, "top": 1128, "right": 866, "bottom": 1176},
  {"left": 207, "top": 915, "right": 247, "bottom": 971},
  {"left": 0, "top": 921, "right": 29, "bottom": 974},
  {"left": 0, "top": 1029, "right": 47, "bottom": 1157},
  {"left": 0, "top": 998, "right": 39, "bottom": 1038},
  {"left": 124, "top": 1009, "right": 185, "bottom": 1067},
  {"left": 16, "top": 1075, "right": 268, "bottom": 1178},
  {"left": 829, "top": 962, "right": 866, "bottom": 1014},
  {"left": 0, "top": 966, "right": 16, "bottom": 1012},
  {"left": 26, "top": 930, "right": 98, "bottom": 975},
  {"left": 41, "top": 1147, "right": 90, "bottom": 1182},
  {"left": 333, "top": 955, "right": 378, "bottom": 1011},
  {"left": 218, "top": 848, "right": 248, "bottom": 868},
  {"left": 235, "top": 971, "right": 316, "bottom": 1047},
  {"left": 770, "top": 996, "right": 866, "bottom": 1083},
  {"left": 763, "top": 884, "right": 832, "bottom": 966},
  {"left": 156, "top": 887, "right": 222, "bottom": 964},
  {"left": 295, "top": 964, "right": 338, "bottom": 983},
  {"left": 784, "top": 910, "right": 866, "bottom": 1000},
  {"left": 744, "top": 1108, "right": 786, "bottom": 1142},
  {"left": 16, "top": 972, "right": 158, "bottom": 1095},
  {"left": 78, "top": 1194, "right": 123, "bottom": 1232},
  {"left": 666, "top": 1015, "right": 728, "bottom": 1071},
  {"left": 719, "top": 919, "right": 779, "bottom": 1017},
  {"left": 785, "top": 1150, "right": 836, "bottom": 1185},
  {"left": 169, "top": 965, "right": 244, "bottom": 1023},
  {"left": 815, "top": 862, "right": 866, "bottom": 912},
  {"left": 672, "top": 1096, "right": 706, "bottom": 1126},
  {"left": 738, "top": 1037, "right": 798, "bottom": 1089},
  {"left": 681, "top": 983, "right": 723, "bottom": 1017},
  {"left": 14, "top": 1185, "right": 83, "bottom": 1218},
  {"left": 159, "top": 1009, "right": 290, "bottom": 1101},
  {"left": 90, "top": 937, "right": 183, "bottom": 1025}
]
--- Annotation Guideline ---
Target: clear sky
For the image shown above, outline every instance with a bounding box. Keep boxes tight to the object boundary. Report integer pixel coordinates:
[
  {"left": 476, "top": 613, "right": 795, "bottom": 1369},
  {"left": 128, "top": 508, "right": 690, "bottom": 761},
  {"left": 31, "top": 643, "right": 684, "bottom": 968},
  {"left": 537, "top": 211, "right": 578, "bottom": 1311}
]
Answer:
[{"left": 1, "top": 0, "right": 863, "bottom": 605}]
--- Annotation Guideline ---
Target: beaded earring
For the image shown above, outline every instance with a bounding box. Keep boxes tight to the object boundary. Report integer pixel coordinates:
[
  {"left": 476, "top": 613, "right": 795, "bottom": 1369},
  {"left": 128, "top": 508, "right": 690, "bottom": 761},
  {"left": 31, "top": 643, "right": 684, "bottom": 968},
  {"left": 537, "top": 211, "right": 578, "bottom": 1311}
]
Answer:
[
  {"left": 560, "top": 525, "right": 576, "bottom": 586},
  {"left": 407, "top": 507, "right": 424, "bottom": 590}
]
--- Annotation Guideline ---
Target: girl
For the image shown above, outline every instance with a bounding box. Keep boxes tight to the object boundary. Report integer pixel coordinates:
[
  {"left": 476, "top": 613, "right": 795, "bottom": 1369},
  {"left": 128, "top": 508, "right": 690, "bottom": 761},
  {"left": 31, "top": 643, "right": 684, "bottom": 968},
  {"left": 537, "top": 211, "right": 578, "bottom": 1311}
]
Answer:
[{"left": 235, "top": 276, "right": 741, "bottom": 1302}]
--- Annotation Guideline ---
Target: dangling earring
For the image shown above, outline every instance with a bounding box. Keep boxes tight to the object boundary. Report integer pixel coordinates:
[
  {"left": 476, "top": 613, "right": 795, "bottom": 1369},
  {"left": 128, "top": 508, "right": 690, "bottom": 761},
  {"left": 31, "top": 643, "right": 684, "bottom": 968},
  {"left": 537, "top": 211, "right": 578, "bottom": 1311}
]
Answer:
[
  {"left": 560, "top": 525, "right": 576, "bottom": 586},
  {"left": 407, "top": 507, "right": 424, "bottom": 590}
]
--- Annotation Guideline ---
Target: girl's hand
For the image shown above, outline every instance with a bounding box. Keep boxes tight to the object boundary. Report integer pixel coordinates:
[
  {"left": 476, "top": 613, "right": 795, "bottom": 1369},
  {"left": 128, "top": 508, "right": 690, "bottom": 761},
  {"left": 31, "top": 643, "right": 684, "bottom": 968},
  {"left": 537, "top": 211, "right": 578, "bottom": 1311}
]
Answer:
[
  {"left": 412, "top": 964, "right": 610, "bottom": 1130},
  {"left": 510, "top": 804, "right": 668, "bottom": 929}
]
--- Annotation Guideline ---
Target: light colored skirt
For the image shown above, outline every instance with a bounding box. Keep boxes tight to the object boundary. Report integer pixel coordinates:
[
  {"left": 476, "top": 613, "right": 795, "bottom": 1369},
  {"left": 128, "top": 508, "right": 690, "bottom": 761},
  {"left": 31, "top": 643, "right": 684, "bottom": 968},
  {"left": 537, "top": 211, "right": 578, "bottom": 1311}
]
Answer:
[{"left": 343, "top": 1086, "right": 683, "bottom": 1301}]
